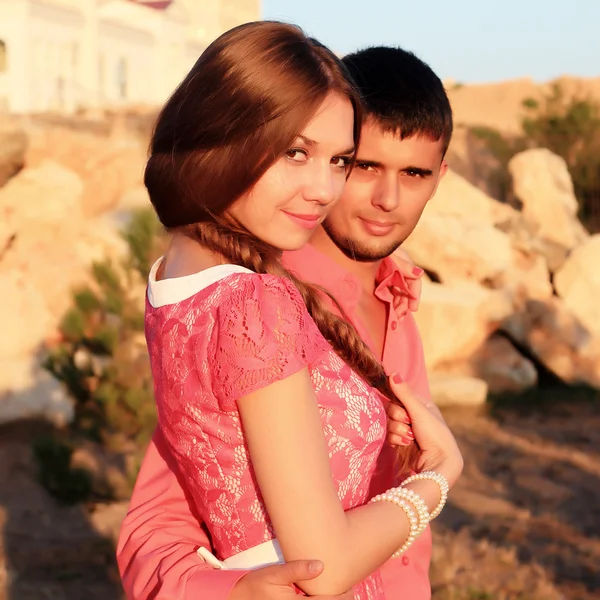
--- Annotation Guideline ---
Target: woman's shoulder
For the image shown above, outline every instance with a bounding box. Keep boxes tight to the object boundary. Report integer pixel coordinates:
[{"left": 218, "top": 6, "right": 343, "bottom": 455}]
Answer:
[
  {"left": 210, "top": 272, "right": 330, "bottom": 406},
  {"left": 215, "top": 272, "right": 315, "bottom": 341},
  {"left": 219, "top": 271, "right": 305, "bottom": 305}
]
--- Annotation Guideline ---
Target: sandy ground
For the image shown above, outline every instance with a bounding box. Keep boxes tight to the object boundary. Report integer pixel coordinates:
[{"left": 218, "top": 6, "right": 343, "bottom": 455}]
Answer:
[{"left": 0, "top": 390, "right": 598, "bottom": 600}]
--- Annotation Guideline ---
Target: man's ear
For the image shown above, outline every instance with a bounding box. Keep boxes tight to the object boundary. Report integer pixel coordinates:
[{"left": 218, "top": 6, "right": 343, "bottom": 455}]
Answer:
[
  {"left": 439, "top": 159, "right": 449, "bottom": 179},
  {"left": 428, "top": 160, "right": 449, "bottom": 201}
]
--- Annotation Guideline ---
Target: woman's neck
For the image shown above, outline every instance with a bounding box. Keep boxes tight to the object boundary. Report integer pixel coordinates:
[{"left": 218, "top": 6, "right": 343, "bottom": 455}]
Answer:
[{"left": 160, "top": 233, "right": 225, "bottom": 280}]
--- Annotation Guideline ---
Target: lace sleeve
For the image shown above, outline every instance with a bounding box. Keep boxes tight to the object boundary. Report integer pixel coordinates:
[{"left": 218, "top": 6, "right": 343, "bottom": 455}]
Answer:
[{"left": 209, "top": 273, "right": 328, "bottom": 411}]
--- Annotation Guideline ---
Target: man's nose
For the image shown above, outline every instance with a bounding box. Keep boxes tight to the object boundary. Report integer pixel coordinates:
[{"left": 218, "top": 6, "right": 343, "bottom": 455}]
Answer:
[{"left": 372, "top": 178, "right": 400, "bottom": 211}]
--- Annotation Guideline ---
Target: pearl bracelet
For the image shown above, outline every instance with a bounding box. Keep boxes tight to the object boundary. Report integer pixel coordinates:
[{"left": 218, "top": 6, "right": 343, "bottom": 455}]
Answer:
[
  {"left": 390, "top": 487, "right": 430, "bottom": 535},
  {"left": 370, "top": 491, "right": 419, "bottom": 557},
  {"left": 400, "top": 471, "right": 449, "bottom": 520}
]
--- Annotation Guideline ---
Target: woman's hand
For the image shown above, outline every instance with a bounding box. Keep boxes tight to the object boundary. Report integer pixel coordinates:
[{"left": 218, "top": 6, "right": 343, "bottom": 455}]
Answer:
[
  {"left": 385, "top": 402, "right": 414, "bottom": 447},
  {"left": 386, "top": 391, "right": 447, "bottom": 447},
  {"left": 388, "top": 374, "right": 464, "bottom": 488}
]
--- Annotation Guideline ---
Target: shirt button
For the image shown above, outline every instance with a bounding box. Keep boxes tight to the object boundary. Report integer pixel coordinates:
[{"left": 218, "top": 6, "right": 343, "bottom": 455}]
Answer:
[
  {"left": 391, "top": 321, "right": 398, "bottom": 331},
  {"left": 402, "top": 556, "right": 410, "bottom": 566}
]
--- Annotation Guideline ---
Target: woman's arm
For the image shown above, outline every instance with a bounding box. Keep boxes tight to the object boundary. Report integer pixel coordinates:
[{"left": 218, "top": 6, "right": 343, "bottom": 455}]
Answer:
[
  {"left": 239, "top": 370, "right": 462, "bottom": 596},
  {"left": 117, "top": 432, "right": 354, "bottom": 600}
]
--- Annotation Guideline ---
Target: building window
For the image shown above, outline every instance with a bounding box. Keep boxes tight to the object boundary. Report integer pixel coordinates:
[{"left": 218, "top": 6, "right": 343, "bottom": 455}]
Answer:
[
  {"left": 71, "top": 41, "right": 79, "bottom": 70},
  {"left": 117, "top": 57, "right": 128, "bottom": 100},
  {"left": 56, "top": 76, "right": 65, "bottom": 109},
  {"left": 98, "top": 53, "right": 106, "bottom": 99},
  {"left": 0, "top": 40, "right": 7, "bottom": 73}
]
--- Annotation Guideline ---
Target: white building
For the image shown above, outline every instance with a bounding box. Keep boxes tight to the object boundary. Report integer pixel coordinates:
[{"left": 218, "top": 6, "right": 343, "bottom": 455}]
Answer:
[{"left": 0, "top": 0, "right": 261, "bottom": 113}]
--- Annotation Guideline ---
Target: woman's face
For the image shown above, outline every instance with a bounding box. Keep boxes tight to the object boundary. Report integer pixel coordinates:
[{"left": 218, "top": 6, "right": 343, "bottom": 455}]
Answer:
[{"left": 228, "top": 92, "right": 356, "bottom": 251}]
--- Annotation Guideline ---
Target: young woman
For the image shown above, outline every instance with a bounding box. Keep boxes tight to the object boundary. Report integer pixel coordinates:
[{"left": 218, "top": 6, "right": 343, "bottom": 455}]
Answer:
[{"left": 140, "top": 21, "right": 463, "bottom": 599}]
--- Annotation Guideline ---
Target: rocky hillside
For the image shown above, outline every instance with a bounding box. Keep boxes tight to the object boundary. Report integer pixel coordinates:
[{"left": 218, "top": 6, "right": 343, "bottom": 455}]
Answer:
[
  {"left": 0, "top": 110, "right": 153, "bottom": 426},
  {"left": 446, "top": 75, "right": 600, "bottom": 134},
  {"left": 405, "top": 149, "right": 600, "bottom": 405},
  {"left": 2, "top": 90, "right": 600, "bottom": 418}
]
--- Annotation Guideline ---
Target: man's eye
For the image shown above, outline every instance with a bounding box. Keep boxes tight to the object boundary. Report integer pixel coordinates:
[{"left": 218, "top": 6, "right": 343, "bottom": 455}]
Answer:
[
  {"left": 406, "top": 169, "right": 423, "bottom": 178},
  {"left": 356, "top": 163, "right": 375, "bottom": 172}
]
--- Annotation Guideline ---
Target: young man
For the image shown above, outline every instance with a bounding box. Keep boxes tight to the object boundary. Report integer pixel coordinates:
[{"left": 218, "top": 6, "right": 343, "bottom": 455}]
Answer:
[{"left": 117, "top": 46, "right": 452, "bottom": 600}]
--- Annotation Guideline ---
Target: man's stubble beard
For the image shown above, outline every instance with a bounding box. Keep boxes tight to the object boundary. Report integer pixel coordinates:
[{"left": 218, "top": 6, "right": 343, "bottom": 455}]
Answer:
[{"left": 321, "top": 218, "right": 406, "bottom": 263}]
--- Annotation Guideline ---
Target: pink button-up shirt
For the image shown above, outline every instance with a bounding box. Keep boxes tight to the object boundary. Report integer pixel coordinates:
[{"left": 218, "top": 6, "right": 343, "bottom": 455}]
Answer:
[{"left": 117, "top": 243, "right": 432, "bottom": 600}]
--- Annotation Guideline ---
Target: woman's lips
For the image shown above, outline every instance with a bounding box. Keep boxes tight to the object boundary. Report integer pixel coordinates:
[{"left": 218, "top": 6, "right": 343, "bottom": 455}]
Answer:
[{"left": 283, "top": 211, "right": 321, "bottom": 229}]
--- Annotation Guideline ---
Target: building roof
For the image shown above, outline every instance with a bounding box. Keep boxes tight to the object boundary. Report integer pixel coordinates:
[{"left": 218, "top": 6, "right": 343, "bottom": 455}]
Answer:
[{"left": 128, "top": 0, "right": 173, "bottom": 9}]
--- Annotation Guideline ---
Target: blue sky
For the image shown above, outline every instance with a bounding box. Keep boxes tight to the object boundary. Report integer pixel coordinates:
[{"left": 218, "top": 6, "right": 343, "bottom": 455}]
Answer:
[{"left": 262, "top": 0, "right": 599, "bottom": 84}]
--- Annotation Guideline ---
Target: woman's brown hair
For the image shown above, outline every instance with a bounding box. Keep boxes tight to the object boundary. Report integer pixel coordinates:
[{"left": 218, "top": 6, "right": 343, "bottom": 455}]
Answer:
[{"left": 145, "top": 20, "right": 415, "bottom": 471}]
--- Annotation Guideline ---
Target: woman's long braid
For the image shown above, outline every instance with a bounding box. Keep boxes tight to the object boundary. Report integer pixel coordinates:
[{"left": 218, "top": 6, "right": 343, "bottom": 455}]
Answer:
[{"left": 189, "top": 220, "right": 418, "bottom": 473}]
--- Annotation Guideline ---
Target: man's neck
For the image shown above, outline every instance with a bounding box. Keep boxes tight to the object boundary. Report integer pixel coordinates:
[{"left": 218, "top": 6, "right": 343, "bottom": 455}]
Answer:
[{"left": 309, "top": 227, "right": 382, "bottom": 294}]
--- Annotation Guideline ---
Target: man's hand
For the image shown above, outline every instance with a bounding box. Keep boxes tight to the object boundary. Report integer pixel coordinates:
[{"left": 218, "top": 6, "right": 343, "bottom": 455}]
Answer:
[
  {"left": 228, "top": 560, "right": 353, "bottom": 599},
  {"left": 391, "top": 248, "right": 423, "bottom": 313}
]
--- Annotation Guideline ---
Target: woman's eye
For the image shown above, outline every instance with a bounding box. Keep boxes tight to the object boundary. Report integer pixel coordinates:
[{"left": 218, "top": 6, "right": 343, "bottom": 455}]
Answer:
[
  {"left": 331, "top": 156, "right": 351, "bottom": 169},
  {"left": 286, "top": 149, "right": 308, "bottom": 162}
]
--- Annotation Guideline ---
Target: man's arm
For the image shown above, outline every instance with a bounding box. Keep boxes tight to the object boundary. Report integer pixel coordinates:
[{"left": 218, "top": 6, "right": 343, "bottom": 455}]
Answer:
[{"left": 117, "top": 429, "right": 248, "bottom": 600}]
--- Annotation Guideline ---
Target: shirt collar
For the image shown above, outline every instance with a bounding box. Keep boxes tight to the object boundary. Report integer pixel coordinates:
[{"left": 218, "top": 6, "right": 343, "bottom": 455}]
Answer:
[
  {"left": 374, "top": 256, "right": 417, "bottom": 320},
  {"left": 282, "top": 244, "right": 416, "bottom": 318}
]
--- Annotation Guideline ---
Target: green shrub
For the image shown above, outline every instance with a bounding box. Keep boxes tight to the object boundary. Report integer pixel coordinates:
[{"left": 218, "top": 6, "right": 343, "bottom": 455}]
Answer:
[
  {"left": 522, "top": 84, "right": 600, "bottom": 229},
  {"left": 469, "top": 126, "right": 528, "bottom": 201},
  {"left": 468, "top": 83, "right": 600, "bottom": 231},
  {"left": 38, "top": 208, "right": 166, "bottom": 504},
  {"left": 32, "top": 437, "right": 92, "bottom": 505}
]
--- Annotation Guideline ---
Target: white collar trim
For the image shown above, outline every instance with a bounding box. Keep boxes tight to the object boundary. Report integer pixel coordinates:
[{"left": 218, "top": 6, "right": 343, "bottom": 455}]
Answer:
[{"left": 147, "top": 257, "right": 254, "bottom": 308}]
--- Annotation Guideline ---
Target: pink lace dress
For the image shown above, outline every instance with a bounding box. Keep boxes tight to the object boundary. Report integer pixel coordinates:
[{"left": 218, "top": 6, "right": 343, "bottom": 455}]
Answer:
[{"left": 145, "top": 266, "right": 388, "bottom": 599}]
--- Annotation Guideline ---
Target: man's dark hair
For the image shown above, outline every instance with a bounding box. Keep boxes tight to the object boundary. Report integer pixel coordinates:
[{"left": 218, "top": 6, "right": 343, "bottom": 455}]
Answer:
[{"left": 342, "top": 46, "right": 453, "bottom": 153}]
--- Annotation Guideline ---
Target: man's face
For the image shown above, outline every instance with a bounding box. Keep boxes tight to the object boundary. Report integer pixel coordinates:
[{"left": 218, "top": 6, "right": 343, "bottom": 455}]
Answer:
[{"left": 322, "top": 119, "right": 448, "bottom": 261}]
